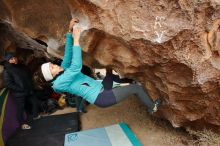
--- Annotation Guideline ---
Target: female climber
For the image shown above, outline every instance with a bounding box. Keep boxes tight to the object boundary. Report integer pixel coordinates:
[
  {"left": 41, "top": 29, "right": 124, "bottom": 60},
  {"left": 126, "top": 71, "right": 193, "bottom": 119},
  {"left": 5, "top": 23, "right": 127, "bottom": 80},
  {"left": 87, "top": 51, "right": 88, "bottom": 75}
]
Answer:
[{"left": 33, "top": 18, "right": 161, "bottom": 113}]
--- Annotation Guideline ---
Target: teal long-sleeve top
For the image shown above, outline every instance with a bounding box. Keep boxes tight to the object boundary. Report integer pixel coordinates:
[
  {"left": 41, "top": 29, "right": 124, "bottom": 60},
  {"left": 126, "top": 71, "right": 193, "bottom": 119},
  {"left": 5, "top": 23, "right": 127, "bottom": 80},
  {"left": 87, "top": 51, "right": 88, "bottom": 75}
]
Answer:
[{"left": 52, "top": 33, "right": 103, "bottom": 104}]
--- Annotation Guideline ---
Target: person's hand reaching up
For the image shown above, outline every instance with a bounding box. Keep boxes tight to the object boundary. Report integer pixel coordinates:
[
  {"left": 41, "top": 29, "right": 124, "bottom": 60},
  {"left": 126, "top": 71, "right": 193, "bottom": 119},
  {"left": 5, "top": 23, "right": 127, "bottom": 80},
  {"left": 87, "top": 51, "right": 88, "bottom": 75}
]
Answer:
[
  {"left": 73, "top": 28, "right": 81, "bottom": 46},
  {"left": 68, "top": 18, "right": 79, "bottom": 33}
]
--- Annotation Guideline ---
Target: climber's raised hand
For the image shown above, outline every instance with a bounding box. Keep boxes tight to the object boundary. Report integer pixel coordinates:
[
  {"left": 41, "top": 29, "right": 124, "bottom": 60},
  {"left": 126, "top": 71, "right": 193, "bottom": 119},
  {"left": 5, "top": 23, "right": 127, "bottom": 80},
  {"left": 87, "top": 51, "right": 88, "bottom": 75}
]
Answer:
[{"left": 68, "top": 18, "right": 79, "bottom": 33}]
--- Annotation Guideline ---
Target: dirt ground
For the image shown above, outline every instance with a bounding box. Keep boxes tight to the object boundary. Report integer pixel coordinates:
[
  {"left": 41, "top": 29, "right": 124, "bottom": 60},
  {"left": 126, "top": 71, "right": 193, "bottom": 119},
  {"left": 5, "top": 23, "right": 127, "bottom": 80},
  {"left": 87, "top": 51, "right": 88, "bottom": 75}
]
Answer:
[
  {"left": 52, "top": 95, "right": 220, "bottom": 146},
  {"left": 80, "top": 96, "right": 193, "bottom": 146}
]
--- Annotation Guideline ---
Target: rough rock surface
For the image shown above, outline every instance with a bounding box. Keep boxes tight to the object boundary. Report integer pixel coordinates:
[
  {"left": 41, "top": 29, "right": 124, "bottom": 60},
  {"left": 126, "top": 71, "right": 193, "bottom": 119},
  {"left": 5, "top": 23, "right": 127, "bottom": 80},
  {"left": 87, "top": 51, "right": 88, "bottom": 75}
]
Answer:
[{"left": 1, "top": 0, "right": 220, "bottom": 131}]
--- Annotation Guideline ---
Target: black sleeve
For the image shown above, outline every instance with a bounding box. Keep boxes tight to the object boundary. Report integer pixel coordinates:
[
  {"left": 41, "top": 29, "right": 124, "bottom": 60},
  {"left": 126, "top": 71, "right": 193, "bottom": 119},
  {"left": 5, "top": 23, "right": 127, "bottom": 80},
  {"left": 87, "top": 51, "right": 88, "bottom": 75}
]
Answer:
[
  {"left": 3, "top": 70, "right": 23, "bottom": 92},
  {"left": 112, "top": 74, "right": 133, "bottom": 83}
]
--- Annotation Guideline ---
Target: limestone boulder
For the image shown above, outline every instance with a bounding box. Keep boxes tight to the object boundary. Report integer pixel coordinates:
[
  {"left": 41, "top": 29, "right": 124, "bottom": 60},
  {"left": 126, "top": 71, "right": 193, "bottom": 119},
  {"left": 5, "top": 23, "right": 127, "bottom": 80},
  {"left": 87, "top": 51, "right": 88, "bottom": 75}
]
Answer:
[{"left": 1, "top": 0, "right": 220, "bottom": 131}]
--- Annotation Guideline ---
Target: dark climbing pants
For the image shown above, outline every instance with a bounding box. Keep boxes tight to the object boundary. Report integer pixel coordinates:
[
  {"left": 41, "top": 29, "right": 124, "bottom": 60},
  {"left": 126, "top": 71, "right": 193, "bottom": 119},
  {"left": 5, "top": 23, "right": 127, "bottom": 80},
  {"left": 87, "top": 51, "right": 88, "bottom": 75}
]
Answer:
[
  {"left": 94, "top": 74, "right": 154, "bottom": 110},
  {"left": 15, "top": 95, "right": 40, "bottom": 124},
  {"left": 25, "top": 95, "right": 40, "bottom": 119},
  {"left": 15, "top": 97, "right": 26, "bottom": 124}
]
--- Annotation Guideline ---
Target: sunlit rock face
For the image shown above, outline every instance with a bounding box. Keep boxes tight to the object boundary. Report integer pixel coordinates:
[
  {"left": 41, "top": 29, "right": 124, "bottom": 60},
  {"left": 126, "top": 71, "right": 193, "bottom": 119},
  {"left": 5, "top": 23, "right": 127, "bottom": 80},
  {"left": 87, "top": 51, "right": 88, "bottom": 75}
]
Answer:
[{"left": 1, "top": 0, "right": 220, "bottom": 131}]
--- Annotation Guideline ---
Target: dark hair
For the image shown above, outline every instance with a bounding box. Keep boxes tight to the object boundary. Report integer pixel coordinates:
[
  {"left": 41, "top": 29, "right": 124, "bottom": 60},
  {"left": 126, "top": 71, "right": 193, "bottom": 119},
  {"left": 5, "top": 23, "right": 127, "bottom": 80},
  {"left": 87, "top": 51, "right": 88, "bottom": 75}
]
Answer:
[
  {"left": 33, "top": 66, "right": 64, "bottom": 90},
  {"left": 33, "top": 67, "right": 51, "bottom": 90}
]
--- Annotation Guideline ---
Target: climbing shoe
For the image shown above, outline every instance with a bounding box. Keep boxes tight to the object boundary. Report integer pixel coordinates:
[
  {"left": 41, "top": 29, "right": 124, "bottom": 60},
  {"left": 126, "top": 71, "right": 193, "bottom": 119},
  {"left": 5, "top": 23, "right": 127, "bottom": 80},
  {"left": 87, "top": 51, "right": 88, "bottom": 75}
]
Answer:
[{"left": 148, "top": 98, "right": 162, "bottom": 114}]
